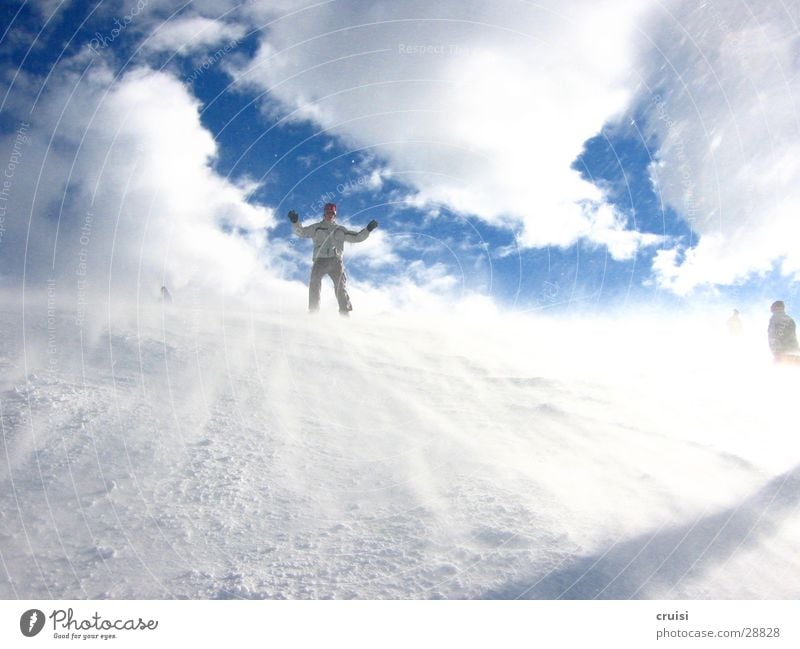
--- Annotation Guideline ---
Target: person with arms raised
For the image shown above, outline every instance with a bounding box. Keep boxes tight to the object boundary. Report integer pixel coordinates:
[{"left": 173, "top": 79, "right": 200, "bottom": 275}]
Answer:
[{"left": 289, "top": 203, "right": 378, "bottom": 316}]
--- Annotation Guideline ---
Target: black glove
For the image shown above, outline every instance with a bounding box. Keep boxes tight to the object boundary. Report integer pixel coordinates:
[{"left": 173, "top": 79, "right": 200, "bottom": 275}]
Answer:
[
  {"left": 288, "top": 210, "right": 299, "bottom": 223},
  {"left": 366, "top": 219, "right": 378, "bottom": 232}
]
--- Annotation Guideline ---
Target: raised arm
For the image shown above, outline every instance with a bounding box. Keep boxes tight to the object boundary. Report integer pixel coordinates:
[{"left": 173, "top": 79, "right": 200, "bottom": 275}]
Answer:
[
  {"left": 288, "top": 210, "right": 315, "bottom": 238},
  {"left": 342, "top": 219, "right": 378, "bottom": 243}
]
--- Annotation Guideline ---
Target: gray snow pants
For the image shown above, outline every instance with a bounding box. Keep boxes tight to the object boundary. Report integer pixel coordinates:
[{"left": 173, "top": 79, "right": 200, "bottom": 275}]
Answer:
[{"left": 308, "top": 256, "right": 352, "bottom": 313}]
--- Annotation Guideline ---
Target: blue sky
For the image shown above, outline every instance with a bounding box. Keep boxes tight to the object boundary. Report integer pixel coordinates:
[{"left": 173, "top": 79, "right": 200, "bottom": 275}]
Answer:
[{"left": 2, "top": 0, "right": 799, "bottom": 315}]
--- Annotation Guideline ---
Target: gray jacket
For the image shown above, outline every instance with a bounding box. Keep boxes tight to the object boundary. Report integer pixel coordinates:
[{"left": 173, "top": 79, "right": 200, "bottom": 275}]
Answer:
[
  {"left": 293, "top": 219, "right": 370, "bottom": 261},
  {"left": 768, "top": 312, "right": 799, "bottom": 355}
]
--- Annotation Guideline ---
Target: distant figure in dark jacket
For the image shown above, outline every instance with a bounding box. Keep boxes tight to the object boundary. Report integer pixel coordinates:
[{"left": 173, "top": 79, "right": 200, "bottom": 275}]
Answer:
[
  {"left": 289, "top": 203, "right": 378, "bottom": 315},
  {"left": 768, "top": 300, "right": 799, "bottom": 363}
]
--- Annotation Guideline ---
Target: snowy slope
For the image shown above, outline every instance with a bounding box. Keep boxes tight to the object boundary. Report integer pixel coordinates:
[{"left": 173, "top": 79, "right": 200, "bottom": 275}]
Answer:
[{"left": 1, "top": 300, "right": 799, "bottom": 599}]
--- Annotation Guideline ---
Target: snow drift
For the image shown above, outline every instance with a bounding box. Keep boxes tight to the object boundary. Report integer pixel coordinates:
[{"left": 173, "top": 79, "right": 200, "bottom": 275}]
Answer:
[{"left": 1, "top": 296, "right": 799, "bottom": 599}]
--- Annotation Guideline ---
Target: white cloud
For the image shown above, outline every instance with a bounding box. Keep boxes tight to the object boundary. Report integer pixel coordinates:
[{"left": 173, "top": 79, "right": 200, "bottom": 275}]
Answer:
[
  {"left": 29, "top": 0, "right": 73, "bottom": 18},
  {"left": 26, "top": 0, "right": 796, "bottom": 300},
  {"left": 0, "top": 62, "right": 278, "bottom": 303},
  {"left": 82, "top": 67, "right": 277, "bottom": 292},
  {"left": 228, "top": 0, "right": 659, "bottom": 257},
  {"left": 345, "top": 230, "right": 401, "bottom": 268},
  {"left": 583, "top": 203, "right": 666, "bottom": 262},
  {"left": 0, "top": 64, "right": 490, "bottom": 318},
  {"left": 639, "top": 0, "right": 800, "bottom": 294},
  {"left": 221, "top": 0, "right": 800, "bottom": 295},
  {"left": 142, "top": 15, "right": 245, "bottom": 55}
]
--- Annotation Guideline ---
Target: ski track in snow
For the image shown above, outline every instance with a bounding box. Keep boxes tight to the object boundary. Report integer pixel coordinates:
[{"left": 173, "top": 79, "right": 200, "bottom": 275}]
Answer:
[{"left": 1, "top": 303, "right": 799, "bottom": 599}]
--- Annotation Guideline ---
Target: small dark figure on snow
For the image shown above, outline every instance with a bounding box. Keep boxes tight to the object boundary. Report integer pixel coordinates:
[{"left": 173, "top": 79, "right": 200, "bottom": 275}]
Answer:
[
  {"left": 289, "top": 203, "right": 378, "bottom": 315},
  {"left": 726, "top": 309, "right": 743, "bottom": 336},
  {"left": 160, "top": 286, "right": 172, "bottom": 303},
  {"left": 768, "top": 300, "right": 799, "bottom": 363}
]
